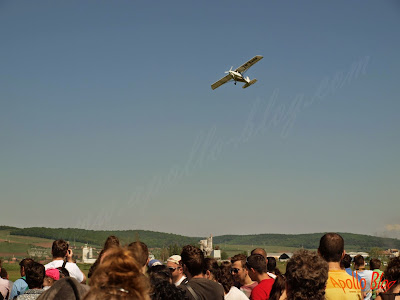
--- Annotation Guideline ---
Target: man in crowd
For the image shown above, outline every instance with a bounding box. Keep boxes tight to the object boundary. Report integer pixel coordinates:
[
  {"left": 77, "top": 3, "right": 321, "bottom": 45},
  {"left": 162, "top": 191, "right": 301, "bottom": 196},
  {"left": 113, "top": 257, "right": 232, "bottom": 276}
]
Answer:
[
  {"left": 9, "top": 258, "right": 35, "bottom": 300},
  {"left": 45, "top": 239, "right": 86, "bottom": 283},
  {"left": 342, "top": 254, "right": 362, "bottom": 281},
  {"left": 179, "top": 245, "right": 224, "bottom": 299},
  {"left": 251, "top": 248, "right": 277, "bottom": 279},
  {"left": 318, "top": 233, "right": 362, "bottom": 299},
  {"left": 370, "top": 258, "right": 383, "bottom": 299},
  {"left": 16, "top": 262, "right": 45, "bottom": 300},
  {"left": 231, "top": 253, "right": 258, "bottom": 298},
  {"left": 167, "top": 255, "right": 187, "bottom": 286},
  {"left": 245, "top": 254, "right": 274, "bottom": 300},
  {"left": 354, "top": 254, "right": 373, "bottom": 300}
]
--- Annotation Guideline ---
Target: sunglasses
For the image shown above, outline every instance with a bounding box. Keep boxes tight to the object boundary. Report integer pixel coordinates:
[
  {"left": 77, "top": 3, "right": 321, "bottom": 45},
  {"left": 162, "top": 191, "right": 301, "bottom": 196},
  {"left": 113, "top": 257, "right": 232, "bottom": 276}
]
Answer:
[
  {"left": 231, "top": 268, "right": 241, "bottom": 274},
  {"left": 168, "top": 267, "right": 178, "bottom": 272}
]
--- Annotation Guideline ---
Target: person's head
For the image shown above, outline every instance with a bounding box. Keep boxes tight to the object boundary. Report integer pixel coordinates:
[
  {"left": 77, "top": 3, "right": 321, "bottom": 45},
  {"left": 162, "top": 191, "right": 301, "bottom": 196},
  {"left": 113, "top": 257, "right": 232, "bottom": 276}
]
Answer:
[
  {"left": 353, "top": 255, "right": 365, "bottom": 269},
  {"left": 128, "top": 241, "right": 149, "bottom": 273},
  {"left": 52, "top": 239, "right": 69, "bottom": 259},
  {"left": 231, "top": 254, "right": 249, "bottom": 285},
  {"left": 150, "top": 280, "right": 188, "bottom": 300},
  {"left": 26, "top": 262, "right": 45, "bottom": 289},
  {"left": 104, "top": 235, "right": 120, "bottom": 250},
  {"left": 87, "top": 246, "right": 150, "bottom": 299},
  {"left": 285, "top": 249, "right": 329, "bottom": 300},
  {"left": 203, "top": 258, "right": 219, "bottom": 281},
  {"left": 266, "top": 256, "right": 281, "bottom": 275},
  {"left": 216, "top": 261, "right": 234, "bottom": 294},
  {"left": 148, "top": 265, "right": 172, "bottom": 286},
  {"left": 382, "top": 257, "right": 400, "bottom": 292},
  {"left": 341, "top": 254, "right": 352, "bottom": 269},
  {"left": 269, "top": 274, "right": 286, "bottom": 300},
  {"left": 318, "top": 233, "right": 345, "bottom": 263},
  {"left": 166, "top": 255, "right": 184, "bottom": 284},
  {"left": 180, "top": 245, "right": 204, "bottom": 278},
  {"left": 43, "top": 268, "right": 60, "bottom": 287},
  {"left": 19, "top": 258, "right": 35, "bottom": 277},
  {"left": 0, "top": 267, "right": 8, "bottom": 279},
  {"left": 251, "top": 248, "right": 267, "bottom": 258},
  {"left": 245, "top": 254, "right": 268, "bottom": 281},
  {"left": 266, "top": 257, "right": 276, "bottom": 272},
  {"left": 370, "top": 258, "right": 381, "bottom": 270}
]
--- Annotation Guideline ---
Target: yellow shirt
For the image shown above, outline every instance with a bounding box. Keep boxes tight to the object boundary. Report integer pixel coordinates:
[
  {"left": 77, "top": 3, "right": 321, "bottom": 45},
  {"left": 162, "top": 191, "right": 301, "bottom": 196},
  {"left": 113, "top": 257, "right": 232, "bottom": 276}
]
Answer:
[{"left": 325, "top": 270, "right": 362, "bottom": 300}]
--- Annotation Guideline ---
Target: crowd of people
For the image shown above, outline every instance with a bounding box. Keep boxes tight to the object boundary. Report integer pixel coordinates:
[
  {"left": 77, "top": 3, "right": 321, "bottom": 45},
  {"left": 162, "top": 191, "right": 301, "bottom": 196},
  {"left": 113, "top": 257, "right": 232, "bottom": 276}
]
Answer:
[{"left": 0, "top": 232, "right": 399, "bottom": 299}]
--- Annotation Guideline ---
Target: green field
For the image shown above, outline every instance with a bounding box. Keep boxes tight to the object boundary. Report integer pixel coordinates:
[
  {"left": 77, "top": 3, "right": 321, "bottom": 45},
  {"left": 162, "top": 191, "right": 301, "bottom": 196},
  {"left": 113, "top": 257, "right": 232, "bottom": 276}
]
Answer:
[{"left": 1, "top": 263, "right": 93, "bottom": 282}]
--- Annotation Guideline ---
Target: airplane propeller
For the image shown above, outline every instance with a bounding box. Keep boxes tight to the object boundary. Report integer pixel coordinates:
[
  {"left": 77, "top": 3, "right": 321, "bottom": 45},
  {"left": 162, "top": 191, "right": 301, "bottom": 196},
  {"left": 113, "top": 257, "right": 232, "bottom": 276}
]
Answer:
[{"left": 224, "top": 66, "right": 233, "bottom": 74}]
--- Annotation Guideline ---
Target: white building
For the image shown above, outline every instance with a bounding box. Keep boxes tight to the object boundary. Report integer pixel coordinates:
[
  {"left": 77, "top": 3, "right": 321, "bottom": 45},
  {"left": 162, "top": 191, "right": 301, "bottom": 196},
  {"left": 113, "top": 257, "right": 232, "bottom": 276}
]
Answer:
[
  {"left": 82, "top": 244, "right": 97, "bottom": 264},
  {"left": 199, "top": 235, "right": 213, "bottom": 257}
]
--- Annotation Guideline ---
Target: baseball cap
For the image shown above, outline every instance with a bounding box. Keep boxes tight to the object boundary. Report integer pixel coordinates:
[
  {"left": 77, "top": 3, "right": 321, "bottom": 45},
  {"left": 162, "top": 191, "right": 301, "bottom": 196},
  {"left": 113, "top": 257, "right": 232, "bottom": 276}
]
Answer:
[{"left": 167, "top": 255, "right": 181, "bottom": 265}]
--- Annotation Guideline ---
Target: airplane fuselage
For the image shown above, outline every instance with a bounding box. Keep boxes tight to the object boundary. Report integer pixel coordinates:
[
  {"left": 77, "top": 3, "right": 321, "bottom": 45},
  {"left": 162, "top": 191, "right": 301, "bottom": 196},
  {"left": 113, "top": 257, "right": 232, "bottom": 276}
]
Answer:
[{"left": 228, "top": 71, "right": 250, "bottom": 83}]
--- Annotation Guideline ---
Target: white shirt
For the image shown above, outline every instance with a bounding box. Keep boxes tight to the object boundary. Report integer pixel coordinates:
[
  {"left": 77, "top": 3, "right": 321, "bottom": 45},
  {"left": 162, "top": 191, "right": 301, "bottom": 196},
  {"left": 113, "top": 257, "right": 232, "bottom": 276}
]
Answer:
[
  {"left": 45, "top": 260, "right": 84, "bottom": 283},
  {"left": 225, "top": 286, "right": 249, "bottom": 300},
  {"left": 175, "top": 275, "right": 187, "bottom": 286}
]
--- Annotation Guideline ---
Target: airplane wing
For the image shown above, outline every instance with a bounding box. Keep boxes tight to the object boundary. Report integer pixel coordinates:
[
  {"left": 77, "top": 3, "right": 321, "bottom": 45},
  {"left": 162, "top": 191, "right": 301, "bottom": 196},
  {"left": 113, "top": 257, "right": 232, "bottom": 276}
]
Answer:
[
  {"left": 211, "top": 74, "right": 232, "bottom": 90},
  {"left": 235, "top": 55, "right": 263, "bottom": 73}
]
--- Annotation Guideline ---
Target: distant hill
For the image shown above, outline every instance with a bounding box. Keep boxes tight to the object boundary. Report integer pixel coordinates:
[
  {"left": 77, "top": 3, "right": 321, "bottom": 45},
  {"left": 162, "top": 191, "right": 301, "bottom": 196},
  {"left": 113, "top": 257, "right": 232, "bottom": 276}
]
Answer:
[
  {"left": 5, "top": 226, "right": 400, "bottom": 252},
  {"left": 8, "top": 227, "right": 199, "bottom": 248},
  {"left": 214, "top": 233, "right": 400, "bottom": 252}
]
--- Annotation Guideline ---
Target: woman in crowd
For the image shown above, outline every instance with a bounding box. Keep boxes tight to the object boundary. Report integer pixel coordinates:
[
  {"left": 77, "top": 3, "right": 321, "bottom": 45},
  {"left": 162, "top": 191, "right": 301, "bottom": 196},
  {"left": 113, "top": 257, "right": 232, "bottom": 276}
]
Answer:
[
  {"left": 376, "top": 257, "right": 400, "bottom": 300},
  {"left": 204, "top": 258, "right": 220, "bottom": 282},
  {"left": 88, "top": 235, "right": 120, "bottom": 279},
  {"left": 282, "top": 249, "right": 328, "bottom": 300},
  {"left": 217, "top": 261, "right": 248, "bottom": 300},
  {"left": 84, "top": 246, "right": 150, "bottom": 300}
]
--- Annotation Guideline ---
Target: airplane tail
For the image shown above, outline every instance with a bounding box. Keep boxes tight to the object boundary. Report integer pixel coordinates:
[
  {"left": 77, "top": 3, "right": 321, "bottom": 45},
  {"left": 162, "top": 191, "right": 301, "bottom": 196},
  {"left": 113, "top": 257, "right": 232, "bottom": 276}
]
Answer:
[{"left": 242, "top": 78, "right": 257, "bottom": 89}]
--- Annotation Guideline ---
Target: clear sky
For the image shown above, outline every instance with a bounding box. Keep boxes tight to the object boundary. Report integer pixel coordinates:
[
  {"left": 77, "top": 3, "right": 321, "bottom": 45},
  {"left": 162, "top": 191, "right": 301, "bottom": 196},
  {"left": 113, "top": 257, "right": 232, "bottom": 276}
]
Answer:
[{"left": 1, "top": 1, "right": 399, "bottom": 238}]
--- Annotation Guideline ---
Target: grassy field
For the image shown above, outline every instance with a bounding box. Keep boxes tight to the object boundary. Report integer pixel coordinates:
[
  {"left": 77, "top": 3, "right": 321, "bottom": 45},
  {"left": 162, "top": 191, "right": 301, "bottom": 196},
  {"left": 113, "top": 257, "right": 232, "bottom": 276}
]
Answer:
[
  {"left": 2, "top": 262, "right": 93, "bottom": 282},
  {"left": 218, "top": 243, "right": 307, "bottom": 258}
]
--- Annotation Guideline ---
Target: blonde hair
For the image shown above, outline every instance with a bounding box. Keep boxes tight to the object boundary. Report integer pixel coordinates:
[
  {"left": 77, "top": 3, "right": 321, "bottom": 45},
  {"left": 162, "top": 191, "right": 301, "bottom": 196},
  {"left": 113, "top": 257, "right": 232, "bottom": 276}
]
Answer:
[{"left": 84, "top": 247, "right": 150, "bottom": 300}]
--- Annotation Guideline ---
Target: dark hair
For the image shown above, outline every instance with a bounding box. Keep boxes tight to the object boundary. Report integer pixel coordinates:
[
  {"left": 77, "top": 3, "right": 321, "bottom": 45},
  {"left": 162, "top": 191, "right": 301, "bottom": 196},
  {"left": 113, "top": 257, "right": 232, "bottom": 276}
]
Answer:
[
  {"left": 203, "top": 258, "right": 219, "bottom": 278},
  {"left": 26, "top": 262, "right": 45, "bottom": 289},
  {"left": 19, "top": 258, "right": 35, "bottom": 270},
  {"left": 285, "top": 249, "right": 328, "bottom": 300},
  {"left": 370, "top": 258, "right": 381, "bottom": 270},
  {"left": 231, "top": 254, "right": 246, "bottom": 268},
  {"left": 353, "top": 255, "right": 365, "bottom": 268},
  {"left": 52, "top": 239, "right": 69, "bottom": 258},
  {"left": 267, "top": 257, "right": 281, "bottom": 275},
  {"left": 57, "top": 267, "right": 70, "bottom": 278},
  {"left": 148, "top": 265, "right": 172, "bottom": 286},
  {"left": 382, "top": 257, "right": 400, "bottom": 291},
  {"left": 0, "top": 268, "right": 7, "bottom": 279},
  {"left": 269, "top": 274, "right": 286, "bottom": 300},
  {"left": 318, "top": 233, "right": 344, "bottom": 262},
  {"left": 88, "top": 235, "right": 121, "bottom": 278},
  {"left": 128, "top": 241, "right": 149, "bottom": 267},
  {"left": 151, "top": 280, "right": 188, "bottom": 300},
  {"left": 246, "top": 254, "right": 267, "bottom": 274},
  {"left": 251, "top": 248, "right": 267, "bottom": 258},
  {"left": 180, "top": 245, "right": 204, "bottom": 277},
  {"left": 104, "top": 235, "right": 120, "bottom": 249},
  {"left": 341, "top": 254, "right": 352, "bottom": 269},
  {"left": 217, "top": 261, "right": 234, "bottom": 294}
]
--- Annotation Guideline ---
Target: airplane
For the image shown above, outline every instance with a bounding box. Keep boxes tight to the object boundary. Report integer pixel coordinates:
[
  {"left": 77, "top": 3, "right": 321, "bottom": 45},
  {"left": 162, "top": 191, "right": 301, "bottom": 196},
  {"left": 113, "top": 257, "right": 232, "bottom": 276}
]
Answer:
[{"left": 211, "top": 55, "right": 263, "bottom": 90}]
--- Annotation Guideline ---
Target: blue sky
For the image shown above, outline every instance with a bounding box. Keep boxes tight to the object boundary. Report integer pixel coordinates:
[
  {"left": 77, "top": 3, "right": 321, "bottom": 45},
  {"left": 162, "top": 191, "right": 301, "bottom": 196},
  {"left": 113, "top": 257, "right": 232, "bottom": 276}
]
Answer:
[{"left": 1, "top": 1, "right": 399, "bottom": 238}]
